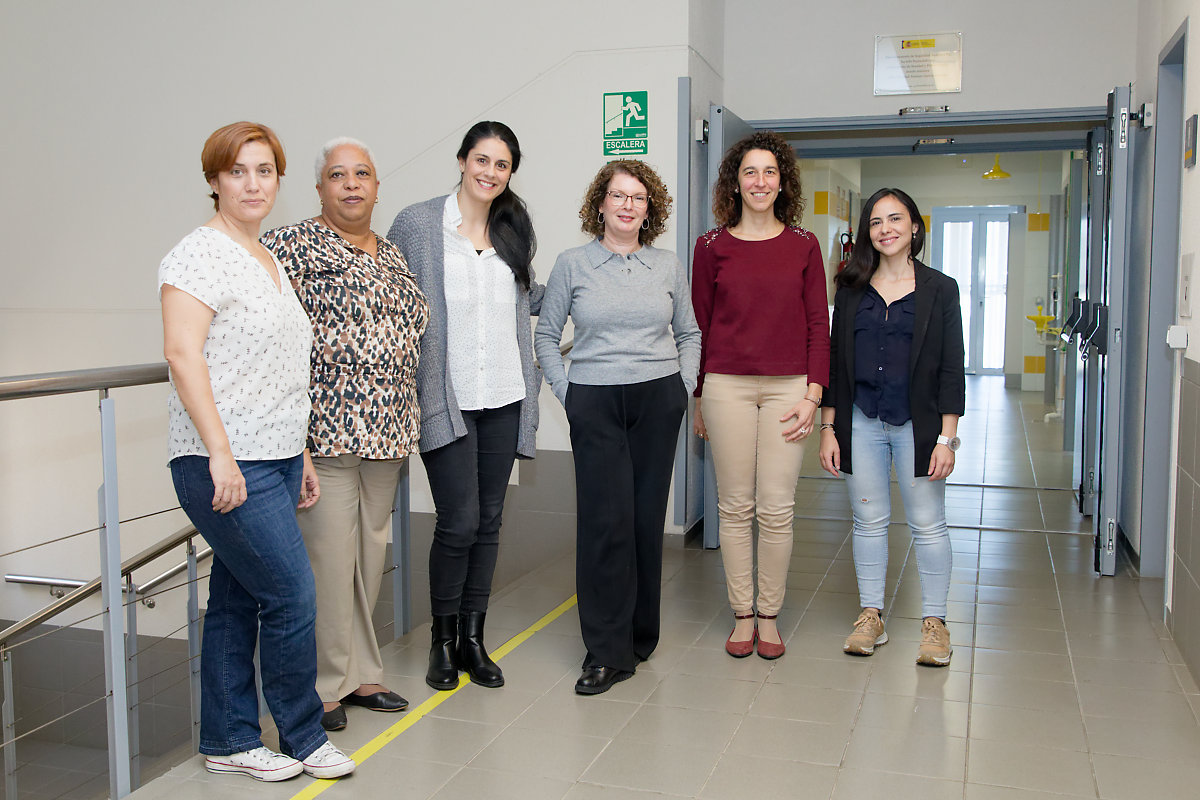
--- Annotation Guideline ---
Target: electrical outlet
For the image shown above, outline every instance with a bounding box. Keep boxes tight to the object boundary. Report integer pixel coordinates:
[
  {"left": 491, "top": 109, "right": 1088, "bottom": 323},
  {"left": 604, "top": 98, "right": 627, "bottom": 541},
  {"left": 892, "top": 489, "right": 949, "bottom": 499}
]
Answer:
[{"left": 1181, "top": 253, "right": 1194, "bottom": 319}]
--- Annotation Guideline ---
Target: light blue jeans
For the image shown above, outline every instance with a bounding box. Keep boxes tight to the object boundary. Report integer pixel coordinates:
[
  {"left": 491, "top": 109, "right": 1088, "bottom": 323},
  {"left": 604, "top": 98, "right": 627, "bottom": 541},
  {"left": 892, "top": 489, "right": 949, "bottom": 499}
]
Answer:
[{"left": 843, "top": 406, "right": 952, "bottom": 619}]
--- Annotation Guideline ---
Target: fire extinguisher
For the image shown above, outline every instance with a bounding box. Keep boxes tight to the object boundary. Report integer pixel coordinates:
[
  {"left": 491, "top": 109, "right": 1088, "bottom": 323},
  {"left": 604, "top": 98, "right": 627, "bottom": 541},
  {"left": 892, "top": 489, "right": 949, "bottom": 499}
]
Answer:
[{"left": 836, "top": 231, "right": 853, "bottom": 273}]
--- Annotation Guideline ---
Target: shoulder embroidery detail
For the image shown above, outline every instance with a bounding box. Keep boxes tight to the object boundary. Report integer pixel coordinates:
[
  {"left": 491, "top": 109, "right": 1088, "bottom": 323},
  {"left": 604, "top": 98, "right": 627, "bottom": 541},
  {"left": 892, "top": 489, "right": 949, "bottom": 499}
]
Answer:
[
  {"left": 699, "top": 227, "right": 722, "bottom": 248},
  {"left": 787, "top": 226, "right": 817, "bottom": 243}
]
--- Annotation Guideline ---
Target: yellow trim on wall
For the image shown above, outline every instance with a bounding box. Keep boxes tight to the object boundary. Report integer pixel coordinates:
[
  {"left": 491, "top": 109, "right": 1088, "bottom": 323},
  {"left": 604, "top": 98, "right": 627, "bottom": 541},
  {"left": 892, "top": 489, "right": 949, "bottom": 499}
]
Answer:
[
  {"left": 1027, "top": 213, "right": 1050, "bottom": 232},
  {"left": 922, "top": 215, "right": 931, "bottom": 230},
  {"left": 814, "top": 191, "right": 829, "bottom": 215},
  {"left": 1023, "top": 355, "right": 1046, "bottom": 374}
]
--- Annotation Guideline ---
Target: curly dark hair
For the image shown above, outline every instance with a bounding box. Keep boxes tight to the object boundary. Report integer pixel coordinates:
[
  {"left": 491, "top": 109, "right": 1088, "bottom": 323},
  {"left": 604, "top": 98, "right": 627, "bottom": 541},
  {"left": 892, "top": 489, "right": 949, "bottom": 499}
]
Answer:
[
  {"left": 578, "top": 159, "right": 673, "bottom": 245},
  {"left": 712, "top": 130, "right": 803, "bottom": 228}
]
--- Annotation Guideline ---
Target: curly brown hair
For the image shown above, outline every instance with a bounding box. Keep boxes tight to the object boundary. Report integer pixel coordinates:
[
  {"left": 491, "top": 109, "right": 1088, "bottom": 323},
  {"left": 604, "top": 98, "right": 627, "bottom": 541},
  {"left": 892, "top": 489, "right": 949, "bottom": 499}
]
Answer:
[
  {"left": 712, "top": 130, "right": 803, "bottom": 228},
  {"left": 578, "top": 159, "right": 674, "bottom": 245}
]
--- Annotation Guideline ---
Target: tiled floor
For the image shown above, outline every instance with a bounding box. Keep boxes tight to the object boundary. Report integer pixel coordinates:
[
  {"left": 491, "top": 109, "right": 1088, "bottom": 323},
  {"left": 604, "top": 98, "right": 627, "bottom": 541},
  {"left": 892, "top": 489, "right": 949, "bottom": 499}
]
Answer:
[{"left": 107, "top": 378, "right": 1199, "bottom": 798}]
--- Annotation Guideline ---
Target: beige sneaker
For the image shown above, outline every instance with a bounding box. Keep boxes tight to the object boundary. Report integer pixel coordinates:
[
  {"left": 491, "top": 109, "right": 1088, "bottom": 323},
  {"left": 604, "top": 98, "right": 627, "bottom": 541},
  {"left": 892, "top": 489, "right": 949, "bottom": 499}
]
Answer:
[
  {"left": 916, "top": 617, "right": 952, "bottom": 666},
  {"left": 843, "top": 608, "right": 887, "bottom": 656}
]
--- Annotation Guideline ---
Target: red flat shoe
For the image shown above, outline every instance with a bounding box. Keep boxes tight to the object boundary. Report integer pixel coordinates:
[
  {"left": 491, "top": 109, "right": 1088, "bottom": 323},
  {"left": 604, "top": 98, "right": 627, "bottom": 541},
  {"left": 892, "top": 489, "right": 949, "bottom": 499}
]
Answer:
[
  {"left": 725, "top": 612, "right": 757, "bottom": 658},
  {"left": 756, "top": 612, "right": 785, "bottom": 660}
]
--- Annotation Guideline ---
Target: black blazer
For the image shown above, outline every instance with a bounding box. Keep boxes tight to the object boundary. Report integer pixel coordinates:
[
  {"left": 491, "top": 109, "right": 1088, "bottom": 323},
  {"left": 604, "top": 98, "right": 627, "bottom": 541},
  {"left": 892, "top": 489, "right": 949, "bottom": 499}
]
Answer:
[{"left": 824, "top": 261, "right": 966, "bottom": 477}]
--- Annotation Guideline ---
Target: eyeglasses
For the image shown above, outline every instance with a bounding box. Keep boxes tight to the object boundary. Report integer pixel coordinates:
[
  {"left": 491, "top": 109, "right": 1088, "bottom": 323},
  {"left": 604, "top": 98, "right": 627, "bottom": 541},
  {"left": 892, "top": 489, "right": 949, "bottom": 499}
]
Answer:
[{"left": 606, "top": 190, "right": 649, "bottom": 208}]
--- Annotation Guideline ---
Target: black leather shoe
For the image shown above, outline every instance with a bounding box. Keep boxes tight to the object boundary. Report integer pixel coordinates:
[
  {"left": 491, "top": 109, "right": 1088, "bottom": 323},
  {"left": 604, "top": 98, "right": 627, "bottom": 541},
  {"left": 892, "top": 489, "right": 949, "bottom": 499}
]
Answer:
[
  {"left": 342, "top": 690, "right": 408, "bottom": 712},
  {"left": 320, "top": 704, "right": 347, "bottom": 731},
  {"left": 456, "top": 611, "right": 504, "bottom": 688},
  {"left": 574, "top": 665, "right": 633, "bottom": 695},
  {"left": 426, "top": 614, "right": 460, "bottom": 691}
]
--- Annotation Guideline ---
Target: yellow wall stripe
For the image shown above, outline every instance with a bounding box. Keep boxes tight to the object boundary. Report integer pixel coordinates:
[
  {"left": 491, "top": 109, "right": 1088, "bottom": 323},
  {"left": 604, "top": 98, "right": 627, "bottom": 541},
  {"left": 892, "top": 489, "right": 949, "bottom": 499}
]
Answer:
[
  {"left": 813, "top": 191, "right": 829, "bottom": 215},
  {"left": 1024, "top": 355, "right": 1046, "bottom": 374},
  {"left": 287, "top": 594, "right": 580, "bottom": 800}
]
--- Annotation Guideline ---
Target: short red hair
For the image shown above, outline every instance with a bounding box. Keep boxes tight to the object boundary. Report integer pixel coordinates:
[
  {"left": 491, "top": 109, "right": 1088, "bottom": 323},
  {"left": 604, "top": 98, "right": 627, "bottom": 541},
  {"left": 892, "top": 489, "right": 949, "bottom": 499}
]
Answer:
[{"left": 201, "top": 122, "right": 286, "bottom": 210}]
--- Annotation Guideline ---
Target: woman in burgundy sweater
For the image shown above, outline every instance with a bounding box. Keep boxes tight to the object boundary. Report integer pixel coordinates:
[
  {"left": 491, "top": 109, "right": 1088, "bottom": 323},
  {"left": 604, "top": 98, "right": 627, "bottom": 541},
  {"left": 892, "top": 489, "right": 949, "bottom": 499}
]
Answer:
[{"left": 692, "top": 130, "right": 830, "bottom": 660}]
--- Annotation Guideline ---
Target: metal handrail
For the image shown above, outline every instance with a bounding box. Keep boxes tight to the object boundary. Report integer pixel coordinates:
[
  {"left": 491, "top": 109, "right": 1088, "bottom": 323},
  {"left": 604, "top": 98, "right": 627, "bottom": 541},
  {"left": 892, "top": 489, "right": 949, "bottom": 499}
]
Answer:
[
  {"left": 0, "top": 363, "right": 168, "bottom": 402},
  {"left": 0, "top": 524, "right": 197, "bottom": 648},
  {"left": 138, "top": 547, "right": 212, "bottom": 595}
]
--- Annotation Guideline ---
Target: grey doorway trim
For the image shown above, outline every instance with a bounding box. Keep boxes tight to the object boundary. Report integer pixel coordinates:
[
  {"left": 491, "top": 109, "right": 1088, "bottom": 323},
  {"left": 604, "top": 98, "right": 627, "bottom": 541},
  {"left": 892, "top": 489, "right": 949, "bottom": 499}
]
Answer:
[
  {"left": 749, "top": 107, "right": 1108, "bottom": 159},
  {"left": 751, "top": 107, "right": 1108, "bottom": 132}
]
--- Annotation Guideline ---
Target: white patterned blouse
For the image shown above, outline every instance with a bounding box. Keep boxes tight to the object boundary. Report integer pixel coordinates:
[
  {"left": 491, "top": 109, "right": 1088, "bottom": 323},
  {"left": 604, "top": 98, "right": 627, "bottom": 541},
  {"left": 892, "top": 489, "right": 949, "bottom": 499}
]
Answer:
[{"left": 158, "top": 226, "right": 313, "bottom": 462}]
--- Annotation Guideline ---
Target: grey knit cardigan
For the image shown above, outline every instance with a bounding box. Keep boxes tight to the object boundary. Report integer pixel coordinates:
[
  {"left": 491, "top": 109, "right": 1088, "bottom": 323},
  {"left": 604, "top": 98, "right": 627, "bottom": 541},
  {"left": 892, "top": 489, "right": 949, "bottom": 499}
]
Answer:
[{"left": 386, "top": 195, "right": 544, "bottom": 459}]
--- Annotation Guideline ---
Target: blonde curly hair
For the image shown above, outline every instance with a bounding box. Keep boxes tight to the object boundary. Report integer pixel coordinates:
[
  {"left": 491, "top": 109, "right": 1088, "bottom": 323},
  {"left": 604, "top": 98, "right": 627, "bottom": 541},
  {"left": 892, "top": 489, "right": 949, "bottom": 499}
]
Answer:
[{"left": 578, "top": 160, "right": 673, "bottom": 245}]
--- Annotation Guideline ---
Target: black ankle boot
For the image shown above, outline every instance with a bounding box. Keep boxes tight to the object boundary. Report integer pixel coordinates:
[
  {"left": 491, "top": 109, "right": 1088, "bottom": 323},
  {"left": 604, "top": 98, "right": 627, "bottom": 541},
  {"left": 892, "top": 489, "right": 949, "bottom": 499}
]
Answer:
[
  {"left": 456, "top": 611, "right": 504, "bottom": 688},
  {"left": 426, "top": 614, "right": 460, "bottom": 691}
]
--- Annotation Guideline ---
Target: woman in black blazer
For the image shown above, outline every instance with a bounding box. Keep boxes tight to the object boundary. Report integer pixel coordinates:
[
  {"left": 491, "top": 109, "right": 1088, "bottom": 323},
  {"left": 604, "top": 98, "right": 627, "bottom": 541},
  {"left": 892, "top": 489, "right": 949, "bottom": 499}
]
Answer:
[{"left": 818, "top": 187, "right": 965, "bottom": 667}]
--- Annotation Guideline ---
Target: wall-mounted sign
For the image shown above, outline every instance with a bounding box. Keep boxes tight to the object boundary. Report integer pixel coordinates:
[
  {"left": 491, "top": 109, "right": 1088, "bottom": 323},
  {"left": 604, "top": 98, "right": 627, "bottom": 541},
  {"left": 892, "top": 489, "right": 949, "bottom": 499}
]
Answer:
[
  {"left": 603, "top": 91, "right": 648, "bottom": 156},
  {"left": 874, "top": 33, "right": 962, "bottom": 96}
]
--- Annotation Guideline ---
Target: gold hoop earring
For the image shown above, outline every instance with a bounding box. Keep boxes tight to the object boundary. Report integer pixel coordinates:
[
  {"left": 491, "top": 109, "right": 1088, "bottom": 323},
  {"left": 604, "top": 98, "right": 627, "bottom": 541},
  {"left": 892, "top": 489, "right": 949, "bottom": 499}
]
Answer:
[
  {"left": 641, "top": 218, "right": 649, "bottom": 230},
  {"left": 597, "top": 211, "right": 604, "bottom": 223}
]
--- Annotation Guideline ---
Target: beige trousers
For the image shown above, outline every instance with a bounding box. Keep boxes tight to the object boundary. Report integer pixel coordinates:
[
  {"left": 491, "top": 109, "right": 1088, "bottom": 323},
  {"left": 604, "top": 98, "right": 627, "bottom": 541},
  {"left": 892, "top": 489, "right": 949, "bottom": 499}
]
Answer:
[
  {"left": 298, "top": 454, "right": 403, "bottom": 702},
  {"left": 703, "top": 374, "right": 808, "bottom": 615}
]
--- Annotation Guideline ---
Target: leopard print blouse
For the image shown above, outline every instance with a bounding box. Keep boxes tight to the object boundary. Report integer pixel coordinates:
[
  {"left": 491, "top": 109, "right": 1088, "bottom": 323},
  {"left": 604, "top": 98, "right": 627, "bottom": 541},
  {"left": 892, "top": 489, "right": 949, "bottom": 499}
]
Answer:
[{"left": 263, "top": 218, "right": 429, "bottom": 460}]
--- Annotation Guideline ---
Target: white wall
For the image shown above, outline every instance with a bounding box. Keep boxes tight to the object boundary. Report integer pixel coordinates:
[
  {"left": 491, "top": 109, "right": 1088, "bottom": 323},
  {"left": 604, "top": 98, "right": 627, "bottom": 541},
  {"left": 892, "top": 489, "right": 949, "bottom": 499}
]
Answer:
[
  {"left": 0, "top": 0, "right": 695, "bottom": 629},
  {"left": 723, "top": 0, "right": 1139, "bottom": 120}
]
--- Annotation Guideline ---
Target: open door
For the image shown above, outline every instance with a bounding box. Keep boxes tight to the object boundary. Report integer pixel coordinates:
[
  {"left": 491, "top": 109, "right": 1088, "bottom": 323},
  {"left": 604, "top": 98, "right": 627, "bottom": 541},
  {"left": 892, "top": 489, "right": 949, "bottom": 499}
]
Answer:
[
  {"left": 1075, "top": 86, "right": 1133, "bottom": 575},
  {"left": 699, "top": 104, "right": 755, "bottom": 549}
]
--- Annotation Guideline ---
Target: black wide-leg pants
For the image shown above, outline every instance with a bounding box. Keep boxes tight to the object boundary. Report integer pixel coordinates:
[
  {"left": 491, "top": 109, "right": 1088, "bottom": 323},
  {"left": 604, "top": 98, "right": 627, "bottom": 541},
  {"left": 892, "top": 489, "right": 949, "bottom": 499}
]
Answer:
[{"left": 565, "top": 373, "right": 688, "bottom": 673}]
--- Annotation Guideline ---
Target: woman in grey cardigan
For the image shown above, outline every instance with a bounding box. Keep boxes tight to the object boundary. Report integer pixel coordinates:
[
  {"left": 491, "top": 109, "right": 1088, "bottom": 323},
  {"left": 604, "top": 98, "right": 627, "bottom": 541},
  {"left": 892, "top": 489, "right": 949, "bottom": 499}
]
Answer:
[
  {"left": 535, "top": 160, "right": 700, "bottom": 695},
  {"left": 386, "top": 121, "right": 542, "bottom": 691}
]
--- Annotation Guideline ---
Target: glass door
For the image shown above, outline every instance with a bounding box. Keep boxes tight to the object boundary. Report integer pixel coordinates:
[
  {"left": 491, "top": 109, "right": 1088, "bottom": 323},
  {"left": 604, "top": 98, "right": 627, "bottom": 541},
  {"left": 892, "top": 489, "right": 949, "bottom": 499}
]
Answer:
[{"left": 929, "top": 206, "right": 1022, "bottom": 374}]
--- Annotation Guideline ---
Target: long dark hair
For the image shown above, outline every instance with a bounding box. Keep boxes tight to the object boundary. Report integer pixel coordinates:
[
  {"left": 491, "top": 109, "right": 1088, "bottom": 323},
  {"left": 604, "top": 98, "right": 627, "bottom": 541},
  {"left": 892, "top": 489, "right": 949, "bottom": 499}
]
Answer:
[
  {"left": 836, "top": 187, "right": 926, "bottom": 290},
  {"left": 456, "top": 121, "right": 536, "bottom": 289}
]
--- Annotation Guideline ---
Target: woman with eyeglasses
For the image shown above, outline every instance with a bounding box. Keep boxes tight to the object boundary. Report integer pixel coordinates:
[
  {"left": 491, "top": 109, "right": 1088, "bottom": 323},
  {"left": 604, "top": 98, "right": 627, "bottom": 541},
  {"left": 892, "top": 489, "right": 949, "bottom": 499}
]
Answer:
[{"left": 535, "top": 159, "right": 700, "bottom": 695}]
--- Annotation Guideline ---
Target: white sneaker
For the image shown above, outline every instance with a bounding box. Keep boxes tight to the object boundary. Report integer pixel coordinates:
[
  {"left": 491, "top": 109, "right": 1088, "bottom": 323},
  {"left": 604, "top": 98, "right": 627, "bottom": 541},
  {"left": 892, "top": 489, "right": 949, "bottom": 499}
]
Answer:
[
  {"left": 205, "top": 746, "right": 303, "bottom": 781},
  {"left": 302, "top": 741, "right": 356, "bottom": 779}
]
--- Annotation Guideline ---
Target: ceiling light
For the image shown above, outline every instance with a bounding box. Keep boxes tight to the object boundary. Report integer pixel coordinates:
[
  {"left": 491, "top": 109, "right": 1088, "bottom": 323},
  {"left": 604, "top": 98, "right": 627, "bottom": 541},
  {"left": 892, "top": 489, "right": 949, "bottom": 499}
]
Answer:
[{"left": 982, "top": 154, "right": 1011, "bottom": 180}]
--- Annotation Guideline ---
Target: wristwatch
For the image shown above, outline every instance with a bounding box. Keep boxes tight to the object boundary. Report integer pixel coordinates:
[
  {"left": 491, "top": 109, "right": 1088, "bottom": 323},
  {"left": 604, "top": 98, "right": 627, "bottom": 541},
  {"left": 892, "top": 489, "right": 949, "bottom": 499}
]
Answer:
[{"left": 936, "top": 435, "right": 961, "bottom": 452}]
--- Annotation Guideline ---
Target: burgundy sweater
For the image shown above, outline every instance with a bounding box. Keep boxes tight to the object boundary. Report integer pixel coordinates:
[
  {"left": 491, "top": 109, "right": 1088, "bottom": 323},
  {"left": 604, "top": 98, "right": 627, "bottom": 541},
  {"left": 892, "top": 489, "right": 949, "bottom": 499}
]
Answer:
[{"left": 691, "top": 226, "right": 831, "bottom": 396}]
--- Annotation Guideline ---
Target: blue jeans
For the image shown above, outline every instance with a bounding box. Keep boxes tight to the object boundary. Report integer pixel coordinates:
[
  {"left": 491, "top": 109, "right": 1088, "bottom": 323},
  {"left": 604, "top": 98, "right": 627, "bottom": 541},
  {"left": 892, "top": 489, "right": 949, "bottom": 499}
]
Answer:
[
  {"left": 843, "top": 407, "right": 952, "bottom": 619},
  {"left": 170, "top": 454, "right": 326, "bottom": 760}
]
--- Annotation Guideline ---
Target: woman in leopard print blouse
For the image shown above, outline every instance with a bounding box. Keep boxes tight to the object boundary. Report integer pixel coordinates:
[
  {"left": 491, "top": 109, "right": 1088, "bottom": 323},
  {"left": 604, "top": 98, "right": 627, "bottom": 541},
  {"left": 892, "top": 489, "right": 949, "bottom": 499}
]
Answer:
[{"left": 263, "top": 138, "right": 428, "bottom": 733}]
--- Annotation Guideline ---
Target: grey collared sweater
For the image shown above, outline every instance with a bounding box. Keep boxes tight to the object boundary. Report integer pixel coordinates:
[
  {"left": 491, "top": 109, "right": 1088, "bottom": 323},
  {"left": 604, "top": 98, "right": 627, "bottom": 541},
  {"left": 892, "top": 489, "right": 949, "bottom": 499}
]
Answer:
[
  {"left": 534, "top": 238, "right": 701, "bottom": 404},
  {"left": 386, "top": 195, "right": 544, "bottom": 459}
]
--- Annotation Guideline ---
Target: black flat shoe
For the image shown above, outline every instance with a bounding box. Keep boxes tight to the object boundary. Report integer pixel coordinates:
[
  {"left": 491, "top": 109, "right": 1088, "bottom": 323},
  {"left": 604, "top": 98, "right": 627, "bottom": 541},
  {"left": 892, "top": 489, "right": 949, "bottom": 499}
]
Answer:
[
  {"left": 574, "top": 665, "right": 633, "bottom": 695},
  {"left": 320, "top": 704, "right": 347, "bottom": 731},
  {"left": 342, "top": 690, "right": 408, "bottom": 712}
]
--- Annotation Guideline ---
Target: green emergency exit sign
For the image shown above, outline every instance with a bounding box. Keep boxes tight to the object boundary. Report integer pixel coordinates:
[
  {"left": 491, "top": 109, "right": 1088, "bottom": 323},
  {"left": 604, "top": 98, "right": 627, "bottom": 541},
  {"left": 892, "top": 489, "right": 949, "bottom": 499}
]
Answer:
[{"left": 603, "top": 91, "right": 648, "bottom": 156}]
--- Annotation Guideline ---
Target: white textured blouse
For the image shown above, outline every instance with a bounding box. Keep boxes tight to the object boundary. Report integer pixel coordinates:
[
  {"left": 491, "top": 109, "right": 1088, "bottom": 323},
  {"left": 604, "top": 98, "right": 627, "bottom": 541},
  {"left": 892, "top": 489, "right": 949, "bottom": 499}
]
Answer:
[
  {"left": 441, "top": 193, "right": 525, "bottom": 411},
  {"left": 158, "top": 226, "right": 313, "bottom": 461}
]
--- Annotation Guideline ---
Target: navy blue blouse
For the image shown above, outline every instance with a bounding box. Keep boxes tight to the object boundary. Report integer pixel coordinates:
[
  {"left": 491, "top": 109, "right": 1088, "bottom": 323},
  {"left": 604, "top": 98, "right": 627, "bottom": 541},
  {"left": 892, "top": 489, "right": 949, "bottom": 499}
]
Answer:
[{"left": 854, "top": 286, "right": 916, "bottom": 425}]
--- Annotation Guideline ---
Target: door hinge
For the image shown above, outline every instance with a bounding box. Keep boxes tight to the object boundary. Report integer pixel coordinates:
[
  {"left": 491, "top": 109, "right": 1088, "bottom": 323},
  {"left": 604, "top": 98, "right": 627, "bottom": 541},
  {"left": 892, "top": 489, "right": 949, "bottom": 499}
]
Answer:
[
  {"left": 1118, "top": 107, "right": 1129, "bottom": 149},
  {"left": 1105, "top": 518, "right": 1116, "bottom": 554},
  {"left": 1095, "top": 142, "right": 1105, "bottom": 176}
]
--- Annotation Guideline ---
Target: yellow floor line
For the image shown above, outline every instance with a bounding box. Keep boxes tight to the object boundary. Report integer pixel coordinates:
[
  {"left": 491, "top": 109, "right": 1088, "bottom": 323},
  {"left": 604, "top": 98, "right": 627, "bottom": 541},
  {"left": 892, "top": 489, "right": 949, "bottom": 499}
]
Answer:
[{"left": 288, "top": 594, "right": 579, "bottom": 800}]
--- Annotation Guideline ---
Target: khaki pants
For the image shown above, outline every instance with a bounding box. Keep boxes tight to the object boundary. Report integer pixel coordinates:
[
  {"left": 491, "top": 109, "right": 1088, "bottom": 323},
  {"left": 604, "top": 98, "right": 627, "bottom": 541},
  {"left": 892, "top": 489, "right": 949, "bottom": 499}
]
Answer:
[
  {"left": 298, "top": 454, "right": 403, "bottom": 702},
  {"left": 703, "top": 374, "right": 808, "bottom": 615}
]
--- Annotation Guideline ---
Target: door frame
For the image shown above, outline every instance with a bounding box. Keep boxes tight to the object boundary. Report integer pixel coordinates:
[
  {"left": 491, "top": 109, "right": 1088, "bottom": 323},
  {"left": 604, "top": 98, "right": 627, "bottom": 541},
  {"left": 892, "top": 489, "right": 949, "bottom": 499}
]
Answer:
[
  {"left": 1150, "top": 25, "right": 1187, "bottom": 592},
  {"left": 689, "top": 103, "right": 1129, "bottom": 571}
]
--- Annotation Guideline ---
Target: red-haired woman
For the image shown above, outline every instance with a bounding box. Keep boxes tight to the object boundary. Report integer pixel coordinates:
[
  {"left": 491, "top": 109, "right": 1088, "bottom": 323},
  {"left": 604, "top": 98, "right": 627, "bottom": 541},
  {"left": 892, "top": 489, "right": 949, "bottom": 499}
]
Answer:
[{"left": 160, "top": 122, "right": 354, "bottom": 781}]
